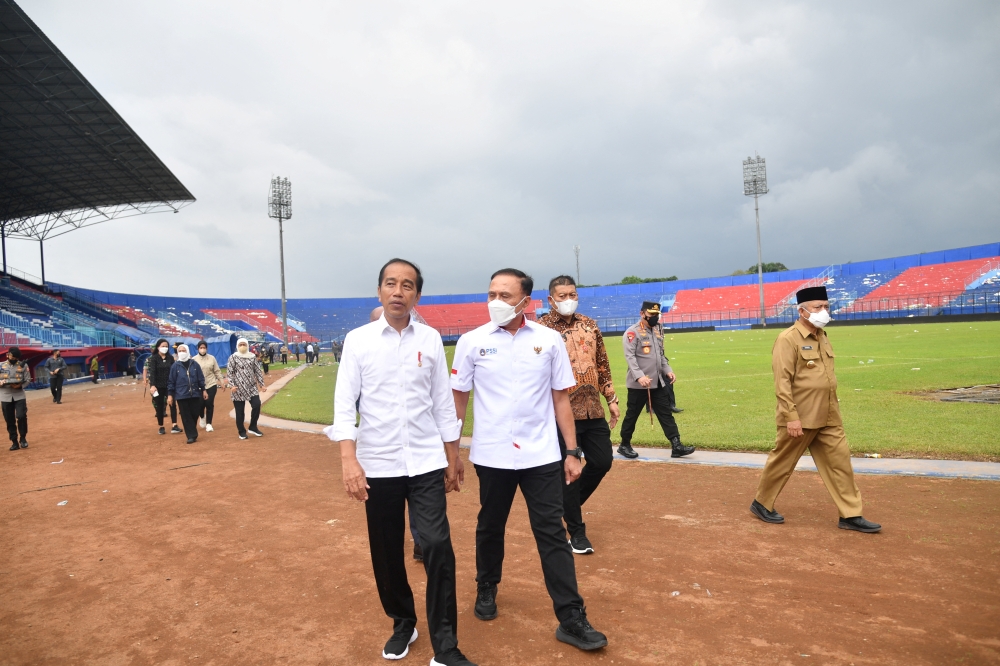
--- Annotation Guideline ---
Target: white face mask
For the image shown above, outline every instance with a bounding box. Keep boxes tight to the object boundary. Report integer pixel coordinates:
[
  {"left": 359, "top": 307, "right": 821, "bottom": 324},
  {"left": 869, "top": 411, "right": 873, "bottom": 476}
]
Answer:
[
  {"left": 177, "top": 351, "right": 190, "bottom": 362},
  {"left": 488, "top": 296, "right": 527, "bottom": 327},
  {"left": 198, "top": 349, "right": 206, "bottom": 355},
  {"left": 806, "top": 309, "right": 831, "bottom": 328},
  {"left": 158, "top": 346, "right": 169, "bottom": 354},
  {"left": 551, "top": 298, "right": 578, "bottom": 316}
]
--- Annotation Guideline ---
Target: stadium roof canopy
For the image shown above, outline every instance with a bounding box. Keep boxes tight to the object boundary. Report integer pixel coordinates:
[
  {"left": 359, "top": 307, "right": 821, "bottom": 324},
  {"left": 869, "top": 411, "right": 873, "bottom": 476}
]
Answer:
[{"left": 0, "top": 0, "right": 195, "bottom": 241}]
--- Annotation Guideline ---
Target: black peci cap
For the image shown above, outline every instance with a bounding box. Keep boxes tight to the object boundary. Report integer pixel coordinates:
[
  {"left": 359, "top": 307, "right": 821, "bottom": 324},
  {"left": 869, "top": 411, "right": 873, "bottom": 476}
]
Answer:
[
  {"left": 7, "top": 346, "right": 21, "bottom": 359},
  {"left": 641, "top": 301, "right": 661, "bottom": 313},
  {"left": 796, "top": 286, "right": 829, "bottom": 304}
]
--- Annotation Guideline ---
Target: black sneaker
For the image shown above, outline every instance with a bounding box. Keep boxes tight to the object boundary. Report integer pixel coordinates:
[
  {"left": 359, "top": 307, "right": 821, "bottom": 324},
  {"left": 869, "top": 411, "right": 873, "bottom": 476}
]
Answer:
[
  {"left": 9, "top": 442, "right": 18, "bottom": 451},
  {"left": 158, "top": 427, "right": 166, "bottom": 435},
  {"left": 617, "top": 443, "right": 639, "bottom": 459},
  {"left": 749, "top": 500, "right": 784, "bottom": 524},
  {"left": 474, "top": 582, "right": 498, "bottom": 620},
  {"left": 186, "top": 438, "right": 196, "bottom": 444},
  {"left": 238, "top": 432, "right": 248, "bottom": 440},
  {"left": 431, "top": 647, "right": 478, "bottom": 666},
  {"left": 556, "top": 607, "right": 608, "bottom": 651},
  {"left": 19, "top": 440, "right": 28, "bottom": 449},
  {"left": 171, "top": 426, "right": 182, "bottom": 434},
  {"left": 839, "top": 516, "right": 881, "bottom": 533},
  {"left": 382, "top": 625, "right": 417, "bottom": 660},
  {"left": 569, "top": 533, "right": 594, "bottom": 554},
  {"left": 248, "top": 429, "right": 263, "bottom": 437},
  {"left": 413, "top": 542, "right": 423, "bottom": 561},
  {"left": 669, "top": 436, "right": 695, "bottom": 458}
]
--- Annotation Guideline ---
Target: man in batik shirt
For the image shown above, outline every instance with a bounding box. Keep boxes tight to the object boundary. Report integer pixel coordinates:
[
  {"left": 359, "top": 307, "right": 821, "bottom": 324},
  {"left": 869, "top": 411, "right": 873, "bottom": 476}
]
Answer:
[{"left": 537, "top": 275, "right": 620, "bottom": 555}]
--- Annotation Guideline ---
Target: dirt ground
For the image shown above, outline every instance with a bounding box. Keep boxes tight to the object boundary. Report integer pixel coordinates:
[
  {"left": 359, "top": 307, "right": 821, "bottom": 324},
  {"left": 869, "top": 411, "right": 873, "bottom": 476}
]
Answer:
[{"left": 1, "top": 375, "right": 998, "bottom": 666}]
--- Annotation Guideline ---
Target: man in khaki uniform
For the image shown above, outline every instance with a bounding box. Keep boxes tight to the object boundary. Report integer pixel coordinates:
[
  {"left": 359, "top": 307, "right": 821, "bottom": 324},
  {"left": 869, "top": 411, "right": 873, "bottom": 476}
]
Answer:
[{"left": 750, "top": 286, "right": 881, "bottom": 533}]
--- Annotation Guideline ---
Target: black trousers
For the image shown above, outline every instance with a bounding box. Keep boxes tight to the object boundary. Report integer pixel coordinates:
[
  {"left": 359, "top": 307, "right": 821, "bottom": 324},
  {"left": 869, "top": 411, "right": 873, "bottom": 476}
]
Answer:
[
  {"left": 620, "top": 386, "right": 679, "bottom": 447},
  {"left": 2, "top": 399, "right": 27, "bottom": 445},
  {"left": 233, "top": 395, "right": 261, "bottom": 435},
  {"left": 306, "top": 352, "right": 313, "bottom": 363},
  {"left": 176, "top": 397, "right": 202, "bottom": 440},
  {"left": 199, "top": 385, "right": 218, "bottom": 424},
  {"left": 281, "top": 353, "right": 287, "bottom": 364},
  {"left": 152, "top": 391, "right": 177, "bottom": 426},
  {"left": 91, "top": 370, "right": 98, "bottom": 383},
  {"left": 49, "top": 375, "right": 64, "bottom": 402},
  {"left": 557, "top": 418, "right": 614, "bottom": 537},
  {"left": 474, "top": 461, "right": 584, "bottom": 622},
  {"left": 365, "top": 469, "right": 458, "bottom": 655},
  {"left": 262, "top": 361, "right": 269, "bottom": 375},
  {"left": 664, "top": 379, "right": 678, "bottom": 409}
]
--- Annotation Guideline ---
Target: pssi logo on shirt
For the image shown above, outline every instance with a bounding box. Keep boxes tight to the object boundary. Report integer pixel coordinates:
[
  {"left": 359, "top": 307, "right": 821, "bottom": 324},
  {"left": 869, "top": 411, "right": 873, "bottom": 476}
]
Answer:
[{"left": 479, "top": 348, "right": 498, "bottom": 357}]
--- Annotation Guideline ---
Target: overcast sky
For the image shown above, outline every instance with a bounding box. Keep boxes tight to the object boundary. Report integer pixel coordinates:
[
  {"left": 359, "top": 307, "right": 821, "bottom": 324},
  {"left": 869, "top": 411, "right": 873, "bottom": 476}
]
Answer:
[{"left": 12, "top": 1, "right": 1000, "bottom": 298}]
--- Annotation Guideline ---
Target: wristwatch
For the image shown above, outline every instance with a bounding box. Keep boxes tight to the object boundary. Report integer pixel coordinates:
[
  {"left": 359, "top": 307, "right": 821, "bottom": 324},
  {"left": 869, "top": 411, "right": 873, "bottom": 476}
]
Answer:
[{"left": 565, "top": 447, "right": 583, "bottom": 460}]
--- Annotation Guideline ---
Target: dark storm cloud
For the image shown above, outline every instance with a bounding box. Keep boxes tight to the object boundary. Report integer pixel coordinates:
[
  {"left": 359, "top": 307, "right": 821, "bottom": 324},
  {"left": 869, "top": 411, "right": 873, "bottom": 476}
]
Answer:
[{"left": 19, "top": 1, "right": 999, "bottom": 297}]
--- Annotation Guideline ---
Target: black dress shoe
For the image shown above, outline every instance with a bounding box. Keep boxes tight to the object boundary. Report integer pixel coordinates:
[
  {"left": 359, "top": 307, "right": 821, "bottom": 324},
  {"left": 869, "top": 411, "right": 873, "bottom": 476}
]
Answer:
[
  {"left": 669, "top": 436, "right": 695, "bottom": 458},
  {"left": 158, "top": 427, "right": 166, "bottom": 435},
  {"left": 186, "top": 438, "right": 196, "bottom": 444},
  {"left": 19, "top": 440, "right": 28, "bottom": 449},
  {"left": 749, "top": 500, "right": 785, "bottom": 524},
  {"left": 671, "top": 406, "right": 684, "bottom": 413},
  {"left": 617, "top": 443, "right": 639, "bottom": 459},
  {"left": 556, "top": 607, "right": 608, "bottom": 651},
  {"left": 9, "top": 443, "right": 19, "bottom": 451},
  {"left": 474, "top": 582, "right": 498, "bottom": 620},
  {"left": 412, "top": 542, "right": 423, "bottom": 561},
  {"left": 839, "top": 516, "right": 881, "bottom": 533},
  {"left": 382, "top": 624, "right": 417, "bottom": 660}
]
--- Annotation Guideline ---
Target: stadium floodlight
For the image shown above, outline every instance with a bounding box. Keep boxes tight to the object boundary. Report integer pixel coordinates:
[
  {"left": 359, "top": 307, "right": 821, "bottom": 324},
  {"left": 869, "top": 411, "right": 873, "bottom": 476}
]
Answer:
[
  {"left": 574, "top": 244, "right": 581, "bottom": 285},
  {"left": 268, "top": 177, "right": 292, "bottom": 347},
  {"left": 743, "top": 154, "right": 769, "bottom": 326}
]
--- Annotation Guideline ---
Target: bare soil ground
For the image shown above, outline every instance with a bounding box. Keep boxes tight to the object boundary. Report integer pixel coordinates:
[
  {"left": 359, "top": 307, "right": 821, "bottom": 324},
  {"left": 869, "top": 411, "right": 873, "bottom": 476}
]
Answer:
[{"left": 1, "top": 376, "right": 998, "bottom": 665}]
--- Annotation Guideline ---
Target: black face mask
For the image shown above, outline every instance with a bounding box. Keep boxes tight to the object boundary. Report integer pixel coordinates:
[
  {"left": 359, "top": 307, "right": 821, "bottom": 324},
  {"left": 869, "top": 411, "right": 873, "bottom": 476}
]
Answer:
[{"left": 645, "top": 315, "right": 660, "bottom": 327}]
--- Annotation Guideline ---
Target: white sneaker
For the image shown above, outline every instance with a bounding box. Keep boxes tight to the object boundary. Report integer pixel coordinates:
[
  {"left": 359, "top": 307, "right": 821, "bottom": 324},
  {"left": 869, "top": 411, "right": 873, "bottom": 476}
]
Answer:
[
  {"left": 198, "top": 417, "right": 206, "bottom": 429},
  {"left": 205, "top": 423, "right": 214, "bottom": 432}
]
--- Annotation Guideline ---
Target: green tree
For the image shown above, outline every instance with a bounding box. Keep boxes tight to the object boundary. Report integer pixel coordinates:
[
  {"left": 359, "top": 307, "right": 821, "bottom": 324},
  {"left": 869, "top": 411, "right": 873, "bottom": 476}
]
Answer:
[
  {"left": 617, "top": 275, "right": 678, "bottom": 285},
  {"left": 745, "top": 262, "right": 788, "bottom": 274}
]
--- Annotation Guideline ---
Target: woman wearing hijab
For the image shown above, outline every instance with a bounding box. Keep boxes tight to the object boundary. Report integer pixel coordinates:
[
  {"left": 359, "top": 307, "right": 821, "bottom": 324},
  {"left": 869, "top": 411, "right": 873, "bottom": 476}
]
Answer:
[
  {"left": 167, "top": 344, "right": 208, "bottom": 444},
  {"left": 227, "top": 337, "right": 267, "bottom": 440},
  {"left": 194, "top": 340, "right": 226, "bottom": 432},
  {"left": 146, "top": 338, "right": 181, "bottom": 435}
]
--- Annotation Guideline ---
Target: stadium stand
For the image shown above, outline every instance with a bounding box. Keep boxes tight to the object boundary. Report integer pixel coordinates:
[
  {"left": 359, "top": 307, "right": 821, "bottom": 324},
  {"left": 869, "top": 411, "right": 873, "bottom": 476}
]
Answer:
[
  {"left": 847, "top": 258, "right": 999, "bottom": 312},
  {"left": 416, "top": 301, "right": 542, "bottom": 338},
  {"left": 202, "top": 309, "right": 317, "bottom": 343}
]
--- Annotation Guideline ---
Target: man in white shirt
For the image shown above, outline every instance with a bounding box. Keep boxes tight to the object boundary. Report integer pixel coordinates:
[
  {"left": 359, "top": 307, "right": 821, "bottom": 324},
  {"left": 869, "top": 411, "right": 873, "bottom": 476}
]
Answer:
[
  {"left": 329, "top": 259, "right": 476, "bottom": 666},
  {"left": 452, "top": 268, "right": 608, "bottom": 652}
]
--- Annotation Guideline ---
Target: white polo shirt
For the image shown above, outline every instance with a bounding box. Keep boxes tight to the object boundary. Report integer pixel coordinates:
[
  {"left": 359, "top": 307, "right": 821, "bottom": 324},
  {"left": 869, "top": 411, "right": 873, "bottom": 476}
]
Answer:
[
  {"left": 451, "top": 318, "right": 576, "bottom": 470},
  {"left": 326, "top": 315, "right": 463, "bottom": 478}
]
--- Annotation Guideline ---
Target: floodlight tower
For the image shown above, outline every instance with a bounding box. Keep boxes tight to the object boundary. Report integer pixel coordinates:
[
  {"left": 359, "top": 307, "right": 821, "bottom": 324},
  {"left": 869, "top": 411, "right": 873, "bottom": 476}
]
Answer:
[
  {"left": 743, "top": 154, "right": 769, "bottom": 326},
  {"left": 268, "top": 177, "right": 292, "bottom": 347},
  {"left": 573, "top": 244, "right": 581, "bottom": 285}
]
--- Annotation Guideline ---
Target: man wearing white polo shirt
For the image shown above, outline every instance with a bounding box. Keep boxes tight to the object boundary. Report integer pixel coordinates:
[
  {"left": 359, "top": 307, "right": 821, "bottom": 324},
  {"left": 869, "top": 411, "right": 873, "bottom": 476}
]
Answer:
[
  {"left": 452, "top": 268, "right": 608, "bottom": 652},
  {"left": 329, "top": 259, "right": 476, "bottom": 666}
]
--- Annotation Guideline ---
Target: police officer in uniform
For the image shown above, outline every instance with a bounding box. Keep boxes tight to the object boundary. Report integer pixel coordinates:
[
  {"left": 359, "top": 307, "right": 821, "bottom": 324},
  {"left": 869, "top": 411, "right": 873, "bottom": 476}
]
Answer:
[
  {"left": 749, "top": 286, "right": 881, "bottom": 533},
  {"left": 618, "top": 301, "right": 695, "bottom": 459},
  {"left": 1, "top": 347, "right": 30, "bottom": 451}
]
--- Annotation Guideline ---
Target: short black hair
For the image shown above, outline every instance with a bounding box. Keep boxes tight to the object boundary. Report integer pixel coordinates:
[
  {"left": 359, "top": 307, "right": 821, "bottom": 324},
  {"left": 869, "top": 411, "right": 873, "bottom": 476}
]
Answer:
[
  {"left": 491, "top": 268, "right": 534, "bottom": 297},
  {"left": 548, "top": 275, "right": 576, "bottom": 294},
  {"left": 197, "top": 340, "right": 208, "bottom": 349},
  {"left": 378, "top": 258, "right": 424, "bottom": 293}
]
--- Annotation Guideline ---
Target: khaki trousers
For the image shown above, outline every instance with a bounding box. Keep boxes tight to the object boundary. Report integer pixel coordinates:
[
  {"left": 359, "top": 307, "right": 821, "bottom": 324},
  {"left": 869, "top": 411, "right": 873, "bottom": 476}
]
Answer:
[{"left": 755, "top": 424, "right": 863, "bottom": 518}]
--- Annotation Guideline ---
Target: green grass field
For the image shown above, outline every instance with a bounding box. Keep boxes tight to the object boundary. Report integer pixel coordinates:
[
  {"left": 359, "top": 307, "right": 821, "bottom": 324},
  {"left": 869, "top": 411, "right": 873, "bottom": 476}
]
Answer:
[{"left": 262, "top": 321, "right": 1000, "bottom": 460}]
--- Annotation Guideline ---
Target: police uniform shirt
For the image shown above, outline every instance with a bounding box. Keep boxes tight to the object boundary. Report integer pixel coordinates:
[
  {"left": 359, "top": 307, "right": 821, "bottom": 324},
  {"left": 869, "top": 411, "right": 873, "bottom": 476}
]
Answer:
[
  {"left": 622, "top": 320, "right": 672, "bottom": 390},
  {"left": 0, "top": 360, "right": 29, "bottom": 402},
  {"left": 772, "top": 319, "right": 842, "bottom": 429},
  {"left": 451, "top": 318, "right": 576, "bottom": 470}
]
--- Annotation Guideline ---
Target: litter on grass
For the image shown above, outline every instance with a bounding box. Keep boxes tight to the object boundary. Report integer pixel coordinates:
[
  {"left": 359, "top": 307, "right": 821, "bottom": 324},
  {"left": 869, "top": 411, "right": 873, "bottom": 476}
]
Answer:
[
  {"left": 51, "top": 459, "right": 63, "bottom": 464},
  {"left": 57, "top": 500, "right": 68, "bottom": 506}
]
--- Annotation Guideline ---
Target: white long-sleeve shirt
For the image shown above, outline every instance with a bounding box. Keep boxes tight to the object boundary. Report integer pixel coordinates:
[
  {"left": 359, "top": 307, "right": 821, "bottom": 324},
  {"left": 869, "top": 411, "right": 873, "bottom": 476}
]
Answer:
[{"left": 326, "top": 315, "right": 462, "bottom": 478}]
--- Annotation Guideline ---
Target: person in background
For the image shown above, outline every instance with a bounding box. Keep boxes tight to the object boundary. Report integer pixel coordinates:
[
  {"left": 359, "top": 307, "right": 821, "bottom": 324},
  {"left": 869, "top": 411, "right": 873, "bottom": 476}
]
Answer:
[
  {"left": 194, "top": 340, "right": 226, "bottom": 432},
  {"left": 537, "top": 276, "right": 620, "bottom": 555},
  {"left": 313, "top": 341, "right": 321, "bottom": 362},
  {"left": 127, "top": 351, "right": 137, "bottom": 379},
  {"left": 267, "top": 344, "right": 275, "bottom": 366},
  {"left": 280, "top": 343, "right": 289, "bottom": 364},
  {"left": 147, "top": 339, "right": 181, "bottom": 435},
  {"left": 0, "top": 347, "right": 30, "bottom": 451},
  {"left": 305, "top": 342, "right": 314, "bottom": 363},
  {"left": 293, "top": 342, "right": 301, "bottom": 362},
  {"left": 618, "top": 302, "right": 695, "bottom": 460},
  {"left": 167, "top": 344, "right": 208, "bottom": 444},
  {"left": 44, "top": 349, "right": 67, "bottom": 404},
  {"left": 227, "top": 337, "right": 266, "bottom": 440},
  {"left": 259, "top": 344, "right": 270, "bottom": 375},
  {"left": 89, "top": 355, "right": 100, "bottom": 384}
]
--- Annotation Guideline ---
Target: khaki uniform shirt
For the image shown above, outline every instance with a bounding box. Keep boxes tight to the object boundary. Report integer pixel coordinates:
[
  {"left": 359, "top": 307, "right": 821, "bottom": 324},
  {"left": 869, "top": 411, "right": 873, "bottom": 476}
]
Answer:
[
  {"left": 537, "top": 311, "right": 617, "bottom": 420},
  {"left": 623, "top": 319, "right": 672, "bottom": 389},
  {"left": 0, "top": 360, "right": 29, "bottom": 402},
  {"left": 772, "top": 319, "right": 842, "bottom": 429}
]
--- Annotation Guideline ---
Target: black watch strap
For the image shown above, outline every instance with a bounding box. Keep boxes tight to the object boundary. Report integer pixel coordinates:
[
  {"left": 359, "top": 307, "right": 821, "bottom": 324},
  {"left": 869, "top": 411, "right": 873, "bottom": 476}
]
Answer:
[{"left": 565, "top": 447, "right": 583, "bottom": 459}]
